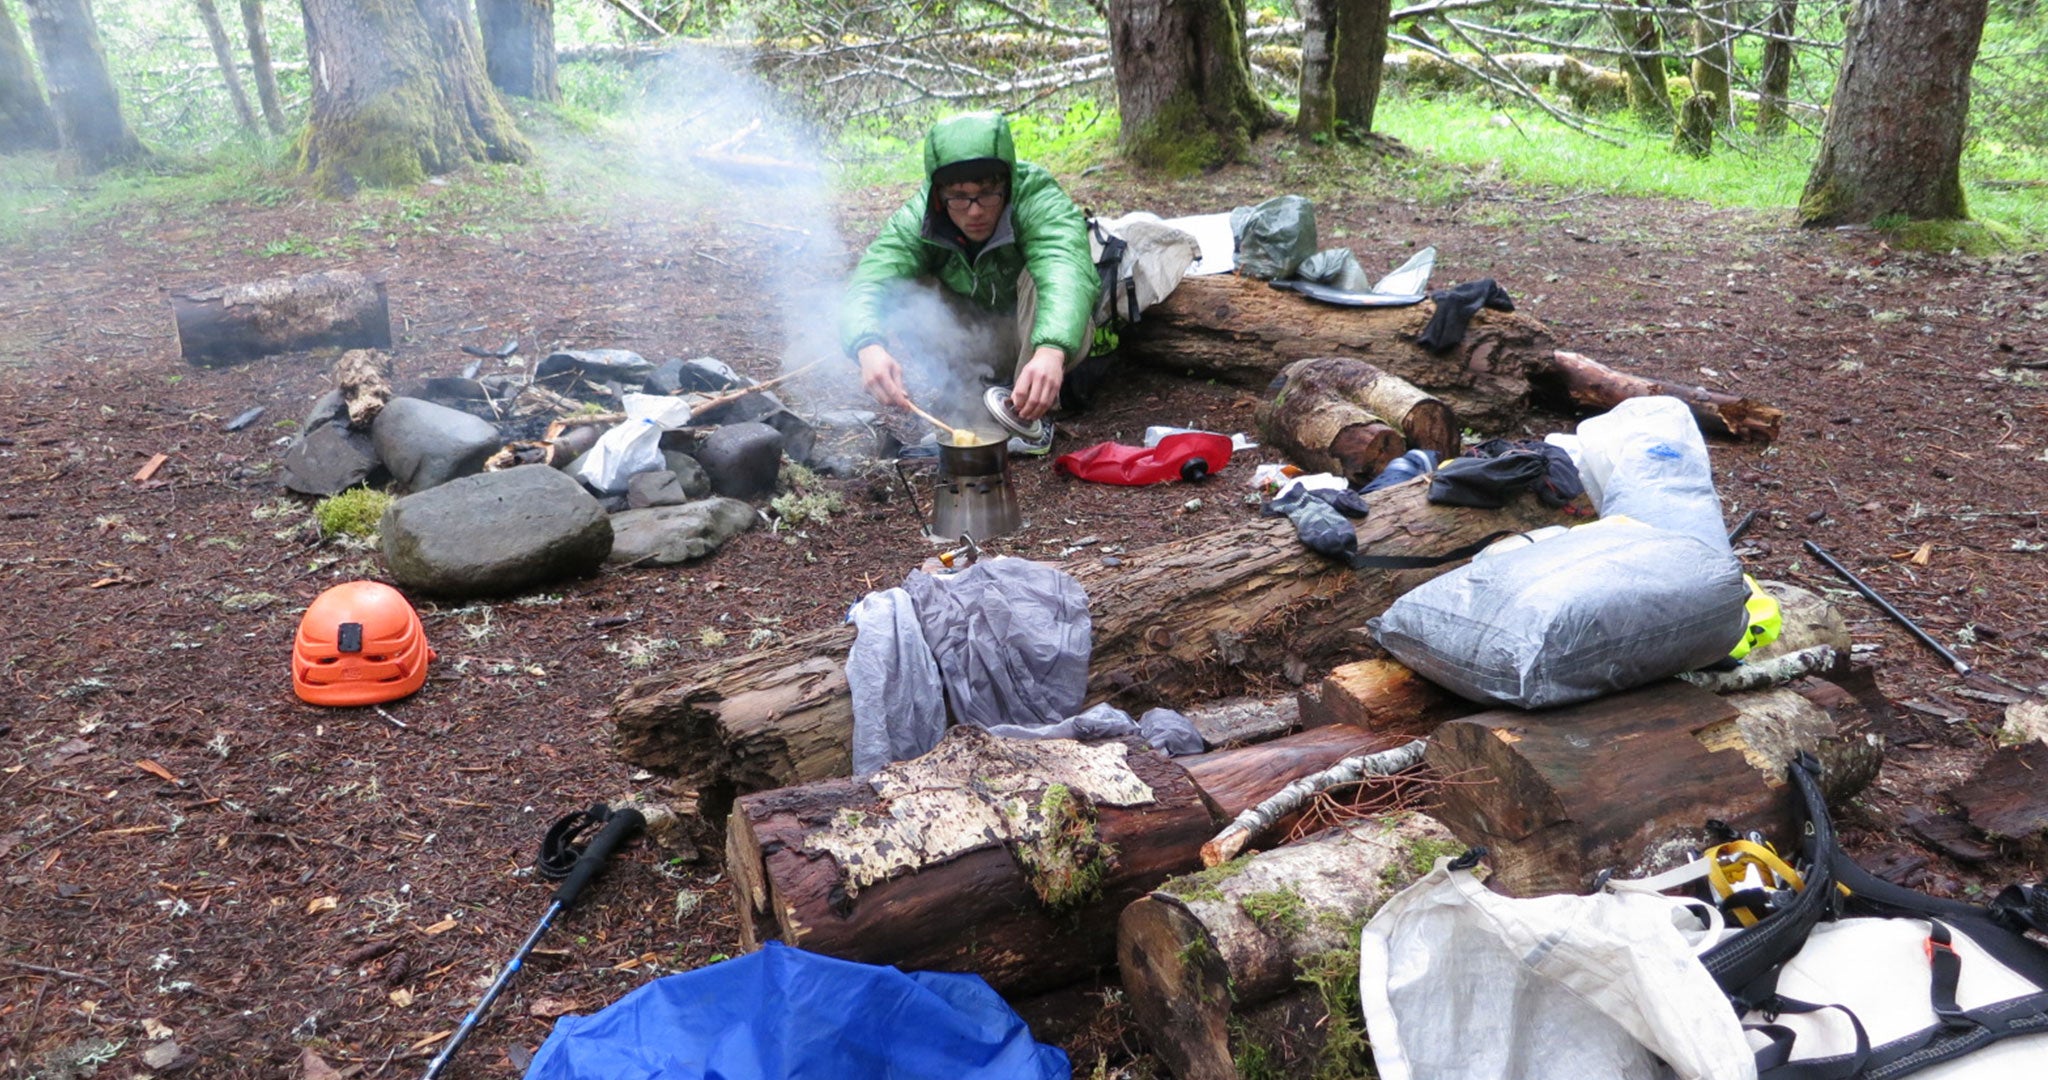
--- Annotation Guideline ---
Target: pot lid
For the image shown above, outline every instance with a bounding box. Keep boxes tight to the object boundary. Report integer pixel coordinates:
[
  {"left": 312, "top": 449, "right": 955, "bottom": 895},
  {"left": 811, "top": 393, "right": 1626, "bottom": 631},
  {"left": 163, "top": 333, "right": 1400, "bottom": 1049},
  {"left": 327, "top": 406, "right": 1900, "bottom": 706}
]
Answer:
[{"left": 983, "top": 386, "right": 1045, "bottom": 441}]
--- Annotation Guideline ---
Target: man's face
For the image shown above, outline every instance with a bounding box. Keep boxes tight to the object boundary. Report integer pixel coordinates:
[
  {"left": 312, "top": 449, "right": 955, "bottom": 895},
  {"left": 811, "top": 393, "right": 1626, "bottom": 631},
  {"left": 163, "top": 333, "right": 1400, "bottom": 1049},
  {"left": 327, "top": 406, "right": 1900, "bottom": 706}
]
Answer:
[{"left": 939, "top": 179, "right": 1006, "bottom": 243}]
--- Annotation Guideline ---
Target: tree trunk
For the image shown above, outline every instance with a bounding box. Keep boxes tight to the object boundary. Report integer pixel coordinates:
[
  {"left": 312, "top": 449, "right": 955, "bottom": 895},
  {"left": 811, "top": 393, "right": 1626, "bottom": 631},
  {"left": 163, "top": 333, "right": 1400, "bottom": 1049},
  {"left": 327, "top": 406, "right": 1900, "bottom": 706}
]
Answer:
[
  {"left": 1607, "top": 0, "right": 1671, "bottom": 126},
  {"left": 1118, "top": 815, "right": 1453, "bottom": 1080},
  {"left": 1103, "top": 0, "right": 1282, "bottom": 170},
  {"left": 476, "top": 0, "right": 558, "bottom": 103},
  {"left": 1295, "top": 0, "right": 1334, "bottom": 140},
  {"left": 193, "top": 0, "right": 257, "bottom": 132},
  {"left": 1259, "top": 357, "right": 1461, "bottom": 473},
  {"left": 21, "top": 0, "right": 145, "bottom": 172},
  {"left": 725, "top": 728, "right": 1217, "bottom": 997},
  {"left": 1125, "top": 273, "right": 1555, "bottom": 433},
  {"left": 1756, "top": 0, "right": 1799, "bottom": 136},
  {"left": 1800, "top": 0, "right": 1988, "bottom": 226},
  {"left": 1530, "top": 349, "right": 1782, "bottom": 442},
  {"left": 171, "top": 270, "right": 392, "bottom": 366},
  {"left": 1331, "top": 0, "right": 1393, "bottom": 134},
  {"left": 237, "top": 0, "right": 285, "bottom": 135},
  {"left": 1689, "top": 5, "right": 1733, "bottom": 127},
  {"left": 614, "top": 478, "right": 1584, "bottom": 815},
  {"left": 1424, "top": 676, "right": 1885, "bottom": 897},
  {"left": 298, "top": 0, "right": 530, "bottom": 196},
  {"left": 0, "top": 0, "right": 60, "bottom": 151}
]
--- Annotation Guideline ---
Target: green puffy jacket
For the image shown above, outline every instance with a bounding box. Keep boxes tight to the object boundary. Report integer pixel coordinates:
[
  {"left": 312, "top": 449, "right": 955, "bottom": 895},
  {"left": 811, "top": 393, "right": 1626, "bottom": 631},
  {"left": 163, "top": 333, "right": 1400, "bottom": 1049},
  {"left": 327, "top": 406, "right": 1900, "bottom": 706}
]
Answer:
[{"left": 840, "top": 112, "right": 1099, "bottom": 366}]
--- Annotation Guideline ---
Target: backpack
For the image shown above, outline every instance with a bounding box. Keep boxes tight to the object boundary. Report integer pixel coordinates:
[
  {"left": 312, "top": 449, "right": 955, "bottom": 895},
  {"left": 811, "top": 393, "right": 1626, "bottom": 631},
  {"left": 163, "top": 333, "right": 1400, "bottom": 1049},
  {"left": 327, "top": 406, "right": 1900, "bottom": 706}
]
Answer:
[
  {"left": 1085, "top": 212, "right": 1200, "bottom": 330},
  {"left": 1685, "top": 754, "right": 2048, "bottom": 1078}
]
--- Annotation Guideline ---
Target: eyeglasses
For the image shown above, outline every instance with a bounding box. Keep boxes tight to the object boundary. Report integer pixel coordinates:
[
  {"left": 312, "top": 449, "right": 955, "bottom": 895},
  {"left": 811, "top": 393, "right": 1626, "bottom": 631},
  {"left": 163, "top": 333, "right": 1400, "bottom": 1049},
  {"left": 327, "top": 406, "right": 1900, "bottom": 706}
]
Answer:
[{"left": 941, "top": 192, "right": 1005, "bottom": 211}]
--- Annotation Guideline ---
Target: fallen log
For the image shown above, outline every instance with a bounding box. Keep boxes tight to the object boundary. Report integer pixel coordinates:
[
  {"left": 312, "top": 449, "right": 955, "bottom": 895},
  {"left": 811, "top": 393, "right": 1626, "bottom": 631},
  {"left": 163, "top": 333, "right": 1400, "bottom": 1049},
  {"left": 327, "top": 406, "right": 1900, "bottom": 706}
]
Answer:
[
  {"left": 1296, "top": 657, "right": 1465, "bottom": 739},
  {"left": 1257, "top": 358, "right": 1460, "bottom": 479},
  {"left": 615, "top": 479, "right": 1584, "bottom": 814},
  {"left": 1529, "top": 349, "right": 1782, "bottom": 442},
  {"left": 724, "top": 727, "right": 1212, "bottom": 997},
  {"left": 1118, "top": 814, "right": 1457, "bottom": 1080},
  {"left": 725, "top": 722, "right": 1416, "bottom": 996},
  {"left": 1424, "top": 675, "right": 1885, "bottom": 896},
  {"left": 171, "top": 269, "right": 392, "bottom": 366},
  {"left": 1124, "top": 273, "right": 1556, "bottom": 432}
]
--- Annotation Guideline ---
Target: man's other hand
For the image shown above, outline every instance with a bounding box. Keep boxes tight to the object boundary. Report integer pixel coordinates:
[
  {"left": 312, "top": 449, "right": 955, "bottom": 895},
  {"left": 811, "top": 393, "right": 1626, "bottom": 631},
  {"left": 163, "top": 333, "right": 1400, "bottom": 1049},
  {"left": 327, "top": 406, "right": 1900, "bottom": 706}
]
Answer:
[
  {"left": 857, "top": 345, "right": 911, "bottom": 409},
  {"left": 1012, "top": 347, "right": 1066, "bottom": 421}
]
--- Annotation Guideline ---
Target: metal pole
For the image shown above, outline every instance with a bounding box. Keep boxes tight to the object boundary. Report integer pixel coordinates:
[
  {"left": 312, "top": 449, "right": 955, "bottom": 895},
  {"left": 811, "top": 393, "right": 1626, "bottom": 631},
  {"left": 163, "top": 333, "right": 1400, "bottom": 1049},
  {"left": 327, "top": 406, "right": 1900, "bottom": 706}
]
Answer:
[
  {"left": 421, "top": 807, "right": 644, "bottom": 1080},
  {"left": 1802, "top": 540, "right": 1970, "bottom": 676}
]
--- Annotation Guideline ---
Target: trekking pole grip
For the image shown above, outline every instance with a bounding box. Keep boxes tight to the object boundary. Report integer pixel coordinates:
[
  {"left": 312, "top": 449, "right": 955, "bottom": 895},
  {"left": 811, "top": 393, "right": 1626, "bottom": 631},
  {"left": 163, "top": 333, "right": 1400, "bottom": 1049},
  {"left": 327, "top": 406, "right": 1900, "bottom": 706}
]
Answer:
[{"left": 551, "top": 808, "right": 644, "bottom": 909}]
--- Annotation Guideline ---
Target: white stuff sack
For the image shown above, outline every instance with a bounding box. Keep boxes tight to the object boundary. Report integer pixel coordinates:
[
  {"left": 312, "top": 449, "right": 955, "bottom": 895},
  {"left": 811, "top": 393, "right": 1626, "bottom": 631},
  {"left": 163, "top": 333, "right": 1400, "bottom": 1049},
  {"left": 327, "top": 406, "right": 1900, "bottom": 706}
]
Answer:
[
  {"left": 1574, "top": 395, "right": 1731, "bottom": 555},
  {"left": 1359, "top": 861, "right": 1756, "bottom": 1080},
  {"left": 573, "top": 417, "right": 665, "bottom": 495},
  {"left": 1368, "top": 519, "right": 1749, "bottom": 708}
]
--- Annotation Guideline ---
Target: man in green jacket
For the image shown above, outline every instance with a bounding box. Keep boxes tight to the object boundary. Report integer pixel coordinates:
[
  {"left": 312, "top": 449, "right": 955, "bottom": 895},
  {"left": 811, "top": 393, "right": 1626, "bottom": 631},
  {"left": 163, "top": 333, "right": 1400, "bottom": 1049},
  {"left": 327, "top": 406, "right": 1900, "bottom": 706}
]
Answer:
[{"left": 840, "top": 111, "right": 1100, "bottom": 425}]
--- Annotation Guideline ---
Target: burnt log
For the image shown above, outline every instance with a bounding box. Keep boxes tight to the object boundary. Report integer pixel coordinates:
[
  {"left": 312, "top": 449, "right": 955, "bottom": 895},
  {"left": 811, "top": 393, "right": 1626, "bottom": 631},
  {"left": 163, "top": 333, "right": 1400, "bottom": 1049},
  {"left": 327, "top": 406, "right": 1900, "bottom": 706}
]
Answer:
[
  {"left": 1424, "top": 675, "right": 1884, "bottom": 896},
  {"left": 1530, "top": 349, "right": 1781, "bottom": 442},
  {"left": 1124, "top": 274, "right": 1555, "bottom": 432},
  {"left": 615, "top": 479, "right": 1585, "bottom": 815},
  {"left": 172, "top": 270, "right": 392, "bottom": 366},
  {"left": 1256, "top": 358, "right": 1460, "bottom": 481},
  {"left": 1117, "top": 815, "right": 1456, "bottom": 1080}
]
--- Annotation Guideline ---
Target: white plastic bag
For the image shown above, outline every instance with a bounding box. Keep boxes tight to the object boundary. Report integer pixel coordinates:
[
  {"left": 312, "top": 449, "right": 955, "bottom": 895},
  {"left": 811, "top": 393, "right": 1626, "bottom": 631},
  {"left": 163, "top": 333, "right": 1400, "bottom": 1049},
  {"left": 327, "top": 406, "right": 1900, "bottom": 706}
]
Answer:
[
  {"left": 1359, "top": 860, "right": 1755, "bottom": 1080},
  {"left": 574, "top": 418, "right": 665, "bottom": 494},
  {"left": 1574, "top": 396, "right": 1730, "bottom": 554},
  {"left": 621, "top": 392, "right": 694, "bottom": 429}
]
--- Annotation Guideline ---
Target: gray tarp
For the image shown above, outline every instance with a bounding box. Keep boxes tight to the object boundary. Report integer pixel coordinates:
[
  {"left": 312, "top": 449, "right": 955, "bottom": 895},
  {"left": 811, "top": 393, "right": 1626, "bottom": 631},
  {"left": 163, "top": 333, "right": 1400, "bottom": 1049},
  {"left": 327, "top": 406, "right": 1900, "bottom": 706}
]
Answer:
[
  {"left": 846, "top": 587, "right": 947, "bottom": 777},
  {"left": 904, "top": 558, "right": 1091, "bottom": 732}
]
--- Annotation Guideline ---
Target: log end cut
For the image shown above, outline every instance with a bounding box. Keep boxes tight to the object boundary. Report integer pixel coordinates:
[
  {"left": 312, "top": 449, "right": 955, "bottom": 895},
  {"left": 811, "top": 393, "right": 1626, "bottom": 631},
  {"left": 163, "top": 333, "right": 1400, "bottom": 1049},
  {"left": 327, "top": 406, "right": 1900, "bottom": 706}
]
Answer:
[{"left": 1117, "top": 896, "right": 1236, "bottom": 1080}]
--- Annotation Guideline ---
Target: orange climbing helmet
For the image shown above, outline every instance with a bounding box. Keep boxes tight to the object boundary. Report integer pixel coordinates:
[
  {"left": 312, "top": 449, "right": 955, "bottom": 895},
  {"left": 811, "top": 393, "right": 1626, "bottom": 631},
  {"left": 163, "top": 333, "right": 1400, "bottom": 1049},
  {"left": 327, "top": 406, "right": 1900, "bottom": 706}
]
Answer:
[{"left": 291, "top": 581, "right": 435, "bottom": 707}]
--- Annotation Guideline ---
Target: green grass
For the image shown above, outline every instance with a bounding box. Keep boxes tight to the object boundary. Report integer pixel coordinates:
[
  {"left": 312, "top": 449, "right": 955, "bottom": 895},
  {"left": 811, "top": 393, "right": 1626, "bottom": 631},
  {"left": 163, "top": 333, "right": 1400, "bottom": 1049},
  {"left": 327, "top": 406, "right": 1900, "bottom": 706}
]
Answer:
[{"left": 1372, "top": 87, "right": 2048, "bottom": 242}]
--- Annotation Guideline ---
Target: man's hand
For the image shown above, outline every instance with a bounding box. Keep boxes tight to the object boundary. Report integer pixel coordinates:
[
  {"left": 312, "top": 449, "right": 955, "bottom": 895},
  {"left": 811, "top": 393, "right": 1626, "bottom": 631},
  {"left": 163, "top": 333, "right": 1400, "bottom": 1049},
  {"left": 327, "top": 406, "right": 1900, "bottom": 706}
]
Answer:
[
  {"left": 856, "top": 344, "right": 910, "bottom": 409},
  {"left": 1011, "top": 346, "right": 1066, "bottom": 422}
]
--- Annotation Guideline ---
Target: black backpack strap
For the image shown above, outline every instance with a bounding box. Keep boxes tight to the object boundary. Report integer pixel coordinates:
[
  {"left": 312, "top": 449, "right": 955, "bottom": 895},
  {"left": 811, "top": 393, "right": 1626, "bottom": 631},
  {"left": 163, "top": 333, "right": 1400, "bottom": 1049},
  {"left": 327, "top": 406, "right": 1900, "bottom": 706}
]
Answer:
[
  {"left": 1925, "top": 919, "right": 1971, "bottom": 1030},
  {"left": 1346, "top": 530, "right": 1515, "bottom": 571},
  {"left": 1751, "top": 997, "right": 1872, "bottom": 1080}
]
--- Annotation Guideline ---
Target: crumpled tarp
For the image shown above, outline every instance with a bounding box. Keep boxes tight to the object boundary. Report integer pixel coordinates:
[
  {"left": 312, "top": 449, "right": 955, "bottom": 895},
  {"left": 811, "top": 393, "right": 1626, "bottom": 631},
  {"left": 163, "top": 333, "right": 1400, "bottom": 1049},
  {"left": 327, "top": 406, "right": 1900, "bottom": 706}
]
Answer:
[
  {"left": 985, "top": 701, "right": 1205, "bottom": 756},
  {"left": 903, "top": 558, "right": 1091, "bottom": 732},
  {"left": 846, "top": 587, "right": 947, "bottom": 777},
  {"left": 523, "top": 941, "right": 1070, "bottom": 1080}
]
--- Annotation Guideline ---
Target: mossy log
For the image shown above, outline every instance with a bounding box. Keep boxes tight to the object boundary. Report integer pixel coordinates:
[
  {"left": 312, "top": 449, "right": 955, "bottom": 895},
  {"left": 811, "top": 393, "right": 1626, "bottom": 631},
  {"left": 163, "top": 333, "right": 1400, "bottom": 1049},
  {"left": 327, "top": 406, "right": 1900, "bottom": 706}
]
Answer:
[
  {"left": 1117, "top": 815, "right": 1457, "bottom": 1080},
  {"left": 172, "top": 270, "right": 392, "bottom": 366},
  {"left": 1124, "top": 273, "right": 1557, "bottom": 432},
  {"left": 1424, "top": 675, "right": 1885, "bottom": 897},
  {"left": 723, "top": 727, "right": 1214, "bottom": 997},
  {"left": 614, "top": 480, "right": 1585, "bottom": 816},
  {"left": 1255, "top": 358, "right": 1459, "bottom": 482}
]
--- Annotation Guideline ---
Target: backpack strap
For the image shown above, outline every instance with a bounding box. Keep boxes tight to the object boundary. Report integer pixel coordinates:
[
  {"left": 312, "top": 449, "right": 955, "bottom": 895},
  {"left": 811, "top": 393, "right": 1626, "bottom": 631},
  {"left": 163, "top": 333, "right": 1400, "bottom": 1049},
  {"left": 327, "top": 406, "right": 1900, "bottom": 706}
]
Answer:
[
  {"left": 1700, "top": 752, "right": 1841, "bottom": 1001},
  {"left": 1346, "top": 531, "right": 1515, "bottom": 571}
]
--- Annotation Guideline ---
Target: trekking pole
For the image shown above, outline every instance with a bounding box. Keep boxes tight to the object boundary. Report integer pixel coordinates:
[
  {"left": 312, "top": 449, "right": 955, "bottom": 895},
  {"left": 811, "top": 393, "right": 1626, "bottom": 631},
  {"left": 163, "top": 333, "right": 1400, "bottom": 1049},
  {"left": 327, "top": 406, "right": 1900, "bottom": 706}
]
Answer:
[
  {"left": 1802, "top": 540, "right": 2033, "bottom": 694},
  {"left": 422, "top": 805, "right": 644, "bottom": 1080}
]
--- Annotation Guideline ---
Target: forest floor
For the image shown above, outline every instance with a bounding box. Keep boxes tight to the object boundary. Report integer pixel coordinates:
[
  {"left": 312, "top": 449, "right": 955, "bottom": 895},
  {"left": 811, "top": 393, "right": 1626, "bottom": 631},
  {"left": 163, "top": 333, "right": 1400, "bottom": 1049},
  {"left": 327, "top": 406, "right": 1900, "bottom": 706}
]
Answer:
[{"left": 4, "top": 126, "right": 2048, "bottom": 1080}]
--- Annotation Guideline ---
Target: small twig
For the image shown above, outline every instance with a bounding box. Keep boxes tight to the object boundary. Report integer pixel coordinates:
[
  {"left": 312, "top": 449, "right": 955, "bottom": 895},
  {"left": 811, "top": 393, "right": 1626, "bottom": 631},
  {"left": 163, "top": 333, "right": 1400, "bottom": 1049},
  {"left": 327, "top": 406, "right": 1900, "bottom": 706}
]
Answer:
[
  {"left": 681, "top": 360, "right": 824, "bottom": 411},
  {"left": 373, "top": 706, "right": 408, "bottom": 731},
  {"left": 10, "top": 817, "right": 96, "bottom": 864},
  {"left": 1, "top": 958, "right": 115, "bottom": 989}
]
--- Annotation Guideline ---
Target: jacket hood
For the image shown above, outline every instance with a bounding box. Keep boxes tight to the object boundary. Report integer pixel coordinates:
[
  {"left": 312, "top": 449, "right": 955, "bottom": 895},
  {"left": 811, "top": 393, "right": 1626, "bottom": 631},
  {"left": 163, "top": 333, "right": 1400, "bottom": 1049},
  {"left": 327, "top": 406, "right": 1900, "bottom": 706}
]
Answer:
[{"left": 922, "top": 112, "right": 1017, "bottom": 180}]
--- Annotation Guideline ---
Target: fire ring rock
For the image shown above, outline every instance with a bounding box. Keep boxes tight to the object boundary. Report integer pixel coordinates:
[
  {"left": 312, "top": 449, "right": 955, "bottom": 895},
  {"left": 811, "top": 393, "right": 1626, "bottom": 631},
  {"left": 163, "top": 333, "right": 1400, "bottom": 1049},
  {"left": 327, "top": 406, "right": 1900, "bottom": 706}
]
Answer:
[
  {"left": 371, "top": 396, "right": 503, "bottom": 493},
  {"left": 695, "top": 422, "right": 786, "bottom": 499},
  {"left": 606, "top": 498, "right": 758, "bottom": 566},
  {"left": 380, "top": 466, "right": 613, "bottom": 597}
]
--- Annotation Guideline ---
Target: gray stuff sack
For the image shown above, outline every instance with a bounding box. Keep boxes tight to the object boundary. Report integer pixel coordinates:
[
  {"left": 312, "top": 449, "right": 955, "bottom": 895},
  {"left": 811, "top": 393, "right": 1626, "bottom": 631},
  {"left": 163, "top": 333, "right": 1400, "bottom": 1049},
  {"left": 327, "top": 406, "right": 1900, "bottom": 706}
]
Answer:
[
  {"left": 1229, "top": 195, "right": 1318, "bottom": 280},
  {"left": 1368, "top": 522, "right": 1749, "bottom": 709}
]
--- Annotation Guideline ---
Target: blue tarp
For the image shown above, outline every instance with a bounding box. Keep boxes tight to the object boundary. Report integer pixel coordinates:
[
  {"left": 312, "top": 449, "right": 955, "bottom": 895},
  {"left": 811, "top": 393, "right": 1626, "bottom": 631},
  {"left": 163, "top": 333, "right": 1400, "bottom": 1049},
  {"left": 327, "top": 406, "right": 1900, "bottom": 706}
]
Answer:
[{"left": 524, "top": 942, "right": 1070, "bottom": 1080}]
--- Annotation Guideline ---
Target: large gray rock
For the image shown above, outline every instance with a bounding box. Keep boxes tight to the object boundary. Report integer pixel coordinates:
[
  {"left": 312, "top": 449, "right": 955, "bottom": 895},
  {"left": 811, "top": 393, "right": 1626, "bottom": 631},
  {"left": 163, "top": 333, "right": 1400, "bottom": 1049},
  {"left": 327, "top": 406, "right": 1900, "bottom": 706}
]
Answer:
[
  {"left": 661, "top": 450, "right": 712, "bottom": 499},
  {"left": 381, "top": 466, "right": 612, "bottom": 597},
  {"left": 626, "top": 470, "right": 690, "bottom": 509},
  {"left": 372, "top": 396, "right": 503, "bottom": 492},
  {"left": 282, "top": 423, "right": 382, "bottom": 495},
  {"left": 695, "top": 422, "right": 785, "bottom": 499},
  {"left": 607, "top": 498, "right": 757, "bottom": 566}
]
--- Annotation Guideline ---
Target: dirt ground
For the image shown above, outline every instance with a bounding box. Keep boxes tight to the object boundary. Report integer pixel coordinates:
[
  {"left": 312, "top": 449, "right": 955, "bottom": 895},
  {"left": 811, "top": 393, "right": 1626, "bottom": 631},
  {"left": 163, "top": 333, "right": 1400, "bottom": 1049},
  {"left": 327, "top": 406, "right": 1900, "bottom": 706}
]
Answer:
[{"left": 4, "top": 133, "right": 2048, "bottom": 1080}]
